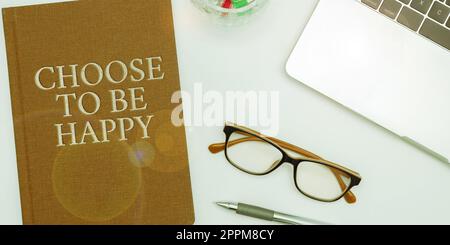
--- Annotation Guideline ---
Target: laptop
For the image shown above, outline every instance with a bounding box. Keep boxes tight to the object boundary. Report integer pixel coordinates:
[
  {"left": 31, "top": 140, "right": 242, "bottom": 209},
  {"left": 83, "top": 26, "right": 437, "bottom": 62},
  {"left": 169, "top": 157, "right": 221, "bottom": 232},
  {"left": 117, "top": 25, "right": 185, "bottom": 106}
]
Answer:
[{"left": 286, "top": 0, "right": 450, "bottom": 163}]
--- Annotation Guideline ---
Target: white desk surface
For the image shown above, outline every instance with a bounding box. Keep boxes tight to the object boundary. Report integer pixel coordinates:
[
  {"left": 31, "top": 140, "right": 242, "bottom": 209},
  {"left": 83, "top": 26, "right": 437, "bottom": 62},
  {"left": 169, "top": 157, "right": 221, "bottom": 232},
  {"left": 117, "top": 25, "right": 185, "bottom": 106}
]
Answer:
[{"left": 1, "top": 0, "right": 449, "bottom": 225}]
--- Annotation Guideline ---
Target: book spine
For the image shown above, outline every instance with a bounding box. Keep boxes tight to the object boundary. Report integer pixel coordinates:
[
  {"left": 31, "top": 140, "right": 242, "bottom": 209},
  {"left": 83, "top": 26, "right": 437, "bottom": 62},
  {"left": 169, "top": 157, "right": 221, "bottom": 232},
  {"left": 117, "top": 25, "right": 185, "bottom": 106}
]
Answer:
[{"left": 2, "top": 9, "right": 33, "bottom": 224}]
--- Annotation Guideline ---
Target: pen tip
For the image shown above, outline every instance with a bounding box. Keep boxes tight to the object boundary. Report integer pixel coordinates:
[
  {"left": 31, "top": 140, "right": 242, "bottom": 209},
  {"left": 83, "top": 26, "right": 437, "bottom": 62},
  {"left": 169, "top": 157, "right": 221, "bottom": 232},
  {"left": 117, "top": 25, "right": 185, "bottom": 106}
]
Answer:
[
  {"left": 216, "top": 201, "right": 238, "bottom": 210},
  {"left": 216, "top": 202, "right": 235, "bottom": 209},
  {"left": 216, "top": 202, "right": 227, "bottom": 208}
]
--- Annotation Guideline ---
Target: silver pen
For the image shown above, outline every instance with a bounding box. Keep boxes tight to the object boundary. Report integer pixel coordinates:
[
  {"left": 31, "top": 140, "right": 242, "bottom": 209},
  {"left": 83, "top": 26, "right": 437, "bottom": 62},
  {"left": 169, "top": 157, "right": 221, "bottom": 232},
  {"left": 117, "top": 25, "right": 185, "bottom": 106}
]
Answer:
[{"left": 216, "top": 202, "right": 329, "bottom": 225}]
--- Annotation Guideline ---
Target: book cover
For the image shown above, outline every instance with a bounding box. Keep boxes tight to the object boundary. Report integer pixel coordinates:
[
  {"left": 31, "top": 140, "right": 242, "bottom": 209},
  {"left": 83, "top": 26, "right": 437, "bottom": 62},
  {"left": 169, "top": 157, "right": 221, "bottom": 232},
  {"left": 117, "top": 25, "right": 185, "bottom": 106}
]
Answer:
[{"left": 2, "top": 0, "right": 194, "bottom": 224}]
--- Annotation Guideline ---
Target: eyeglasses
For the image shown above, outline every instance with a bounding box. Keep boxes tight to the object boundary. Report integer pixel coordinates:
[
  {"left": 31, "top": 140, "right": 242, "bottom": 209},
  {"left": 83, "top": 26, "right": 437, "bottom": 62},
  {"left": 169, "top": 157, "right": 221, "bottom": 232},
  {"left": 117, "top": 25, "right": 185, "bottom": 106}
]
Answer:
[{"left": 208, "top": 123, "right": 362, "bottom": 204}]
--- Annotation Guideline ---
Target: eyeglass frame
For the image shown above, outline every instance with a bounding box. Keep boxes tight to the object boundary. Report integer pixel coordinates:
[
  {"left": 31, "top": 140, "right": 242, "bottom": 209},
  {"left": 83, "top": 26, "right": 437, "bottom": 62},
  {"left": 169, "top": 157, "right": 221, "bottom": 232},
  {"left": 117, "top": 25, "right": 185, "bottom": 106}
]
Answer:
[{"left": 209, "top": 122, "right": 362, "bottom": 203}]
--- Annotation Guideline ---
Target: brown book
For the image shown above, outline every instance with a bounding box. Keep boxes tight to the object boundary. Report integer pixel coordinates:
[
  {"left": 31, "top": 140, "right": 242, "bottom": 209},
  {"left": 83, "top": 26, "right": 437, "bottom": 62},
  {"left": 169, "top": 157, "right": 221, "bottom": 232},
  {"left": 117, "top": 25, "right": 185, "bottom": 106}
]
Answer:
[{"left": 2, "top": 0, "right": 194, "bottom": 224}]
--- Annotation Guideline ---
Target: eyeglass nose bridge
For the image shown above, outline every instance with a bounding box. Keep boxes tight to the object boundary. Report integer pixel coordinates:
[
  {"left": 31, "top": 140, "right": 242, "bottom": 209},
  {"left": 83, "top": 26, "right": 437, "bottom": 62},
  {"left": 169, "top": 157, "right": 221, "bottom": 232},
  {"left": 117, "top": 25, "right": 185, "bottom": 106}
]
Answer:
[
  {"left": 265, "top": 155, "right": 297, "bottom": 174},
  {"left": 280, "top": 154, "right": 302, "bottom": 167}
]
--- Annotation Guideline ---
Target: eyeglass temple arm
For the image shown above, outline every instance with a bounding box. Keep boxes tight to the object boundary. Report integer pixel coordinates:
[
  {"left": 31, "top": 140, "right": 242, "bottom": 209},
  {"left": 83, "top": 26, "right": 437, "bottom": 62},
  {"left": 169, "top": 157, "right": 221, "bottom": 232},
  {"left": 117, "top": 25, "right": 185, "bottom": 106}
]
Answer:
[{"left": 208, "top": 135, "right": 357, "bottom": 204}]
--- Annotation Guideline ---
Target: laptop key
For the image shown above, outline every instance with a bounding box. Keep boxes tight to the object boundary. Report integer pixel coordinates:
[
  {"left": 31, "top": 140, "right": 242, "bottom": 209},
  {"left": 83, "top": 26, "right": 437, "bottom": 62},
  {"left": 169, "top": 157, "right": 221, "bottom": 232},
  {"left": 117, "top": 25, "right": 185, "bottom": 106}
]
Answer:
[
  {"left": 411, "top": 0, "right": 433, "bottom": 14},
  {"left": 399, "top": 0, "right": 411, "bottom": 4},
  {"left": 419, "top": 18, "right": 450, "bottom": 50},
  {"left": 447, "top": 17, "right": 450, "bottom": 28},
  {"left": 428, "top": 1, "right": 450, "bottom": 24},
  {"left": 380, "top": 0, "right": 402, "bottom": 19},
  {"left": 397, "top": 6, "right": 424, "bottom": 31},
  {"left": 446, "top": 0, "right": 450, "bottom": 6},
  {"left": 361, "top": 0, "right": 383, "bottom": 9}
]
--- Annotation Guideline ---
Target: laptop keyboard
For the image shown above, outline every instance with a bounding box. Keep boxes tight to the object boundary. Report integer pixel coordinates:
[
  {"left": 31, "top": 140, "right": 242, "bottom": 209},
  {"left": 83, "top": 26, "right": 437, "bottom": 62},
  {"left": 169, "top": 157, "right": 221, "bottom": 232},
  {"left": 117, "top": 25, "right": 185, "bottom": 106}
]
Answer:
[{"left": 361, "top": 0, "right": 450, "bottom": 50}]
